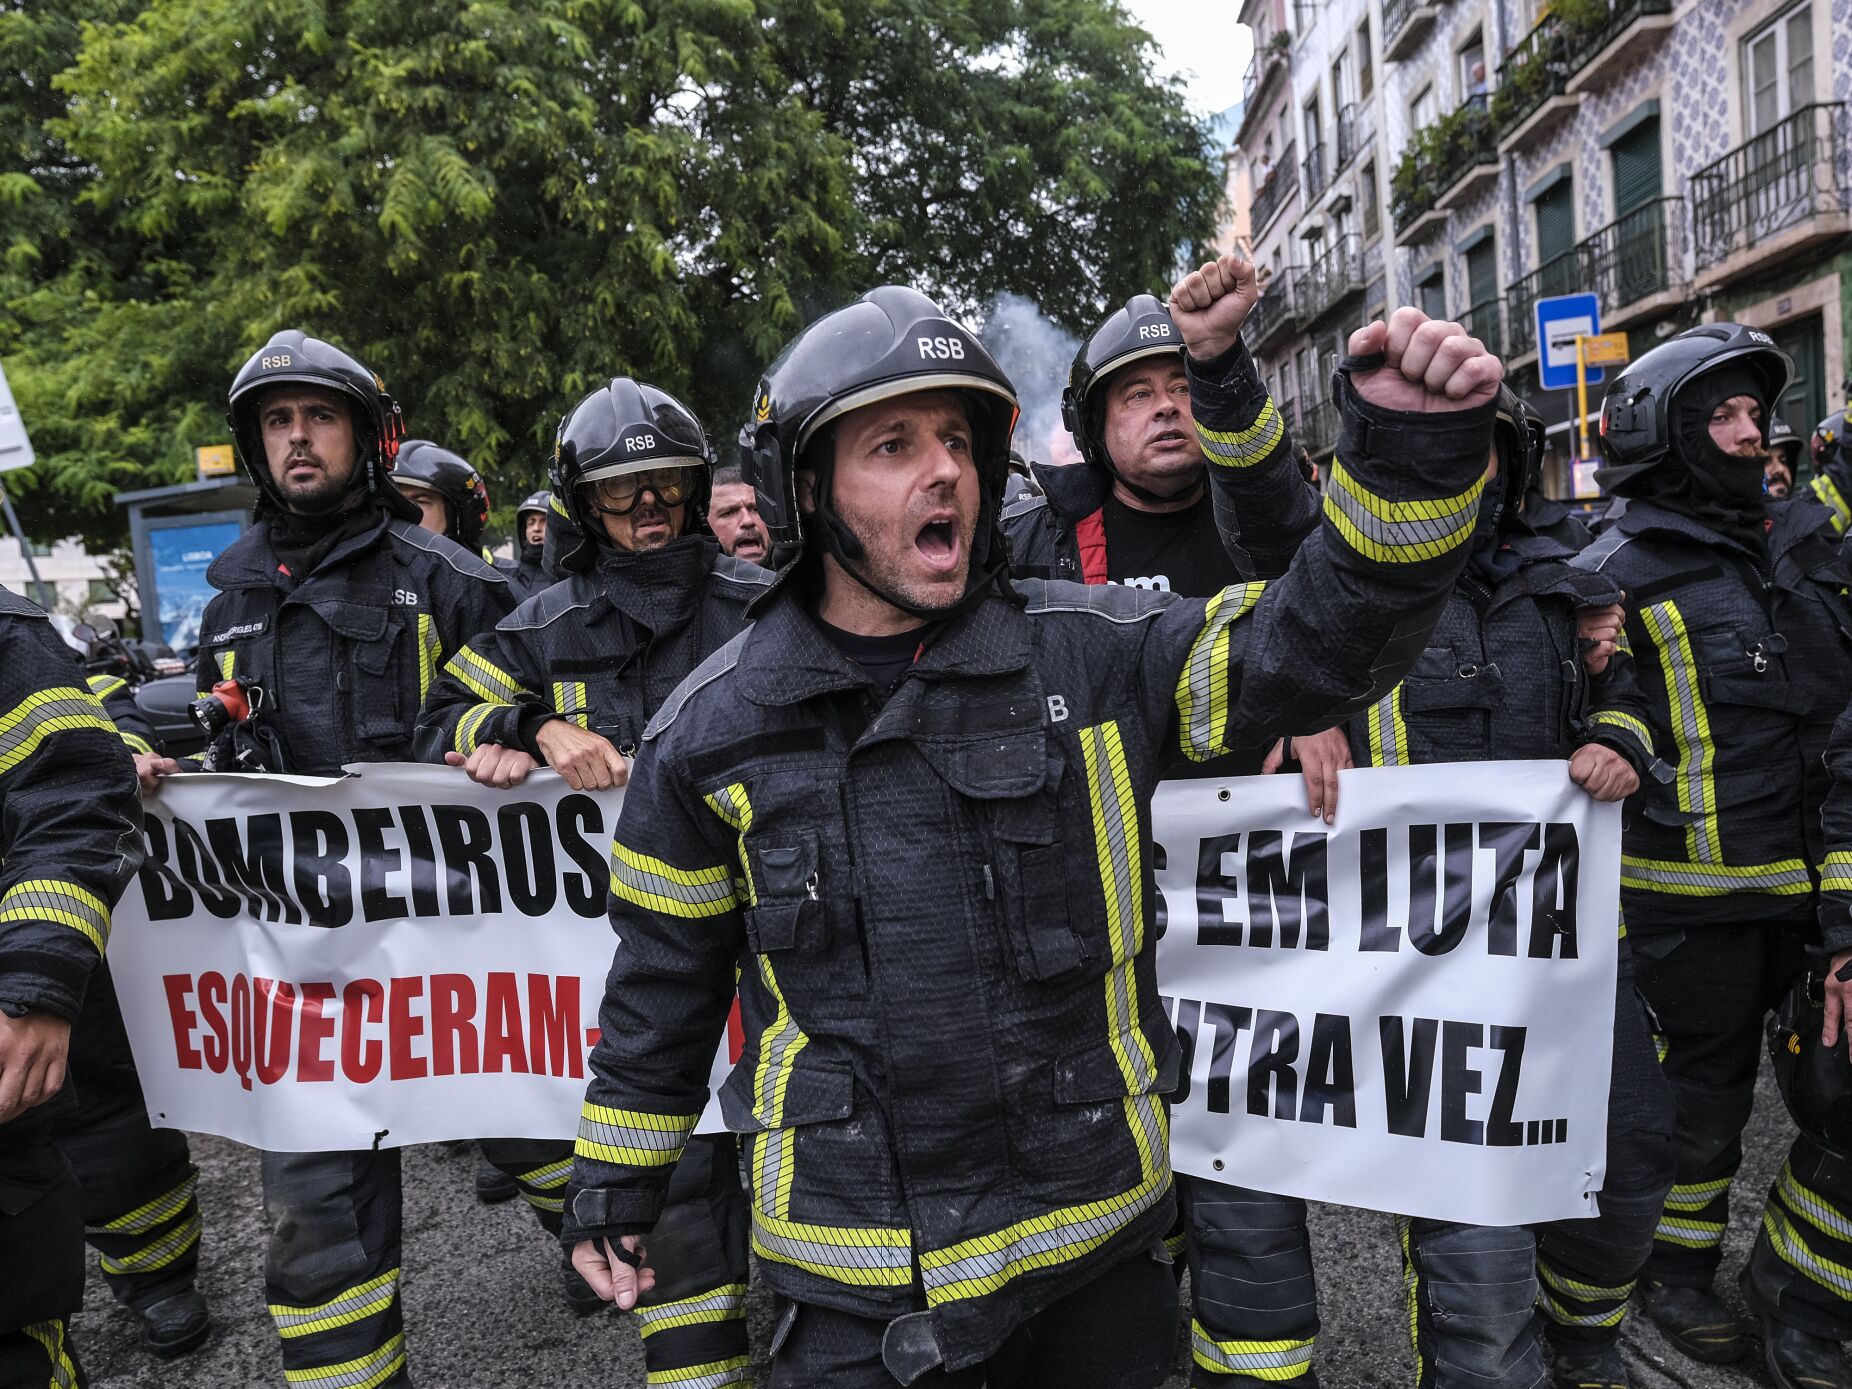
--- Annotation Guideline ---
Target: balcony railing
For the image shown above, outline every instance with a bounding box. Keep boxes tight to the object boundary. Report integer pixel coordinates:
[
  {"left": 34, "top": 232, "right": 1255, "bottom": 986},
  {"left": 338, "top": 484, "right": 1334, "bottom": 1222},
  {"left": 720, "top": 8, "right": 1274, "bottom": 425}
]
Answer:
[
  {"left": 1383, "top": 0, "right": 1440, "bottom": 62},
  {"left": 1503, "top": 249, "right": 1583, "bottom": 358},
  {"left": 1300, "top": 398, "right": 1340, "bottom": 457},
  {"left": 1244, "top": 274, "right": 1298, "bottom": 351},
  {"left": 1242, "top": 45, "right": 1288, "bottom": 109},
  {"left": 1583, "top": 196, "right": 1683, "bottom": 311},
  {"left": 1391, "top": 95, "right": 1495, "bottom": 233},
  {"left": 1295, "top": 233, "right": 1365, "bottom": 325},
  {"left": 1303, "top": 143, "right": 1330, "bottom": 202},
  {"left": 1563, "top": 0, "right": 1674, "bottom": 70},
  {"left": 1458, "top": 296, "right": 1505, "bottom": 361},
  {"left": 1251, "top": 139, "right": 1297, "bottom": 235},
  {"left": 1335, "top": 103, "right": 1360, "bottom": 172},
  {"left": 1691, "top": 103, "right": 1850, "bottom": 271},
  {"left": 1491, "top": 17, "right": 1570, "bottom": 140}
]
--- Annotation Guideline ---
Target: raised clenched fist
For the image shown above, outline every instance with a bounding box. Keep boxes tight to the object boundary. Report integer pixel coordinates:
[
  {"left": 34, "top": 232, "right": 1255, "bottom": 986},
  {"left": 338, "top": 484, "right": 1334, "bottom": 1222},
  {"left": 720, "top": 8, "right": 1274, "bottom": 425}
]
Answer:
[
  {"left": 1345, "top": 307, "right": 1503, "bottom": 413},
  {"left": 1168, "top": 252, "right": 1262, "bottom": 363}
]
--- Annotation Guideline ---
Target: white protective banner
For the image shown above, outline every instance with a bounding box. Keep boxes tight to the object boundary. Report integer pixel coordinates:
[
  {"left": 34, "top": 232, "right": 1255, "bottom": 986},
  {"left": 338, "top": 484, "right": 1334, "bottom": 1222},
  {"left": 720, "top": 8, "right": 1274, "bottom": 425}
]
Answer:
[
  {"left": 110, "top": 765, "right": 737, "bottom": 1153},
  {"left": 1153, "top": 759, "right": 1620, "bottom": 1226}
]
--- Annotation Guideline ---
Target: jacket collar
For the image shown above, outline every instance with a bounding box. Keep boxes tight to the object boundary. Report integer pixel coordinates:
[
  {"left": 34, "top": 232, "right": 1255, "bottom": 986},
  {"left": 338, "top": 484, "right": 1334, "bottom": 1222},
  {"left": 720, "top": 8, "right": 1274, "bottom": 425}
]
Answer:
[
  {"left": 206, "top": 510, "right": 394, "bottom": 591},
  {"left": 736, "top": 581, "right": 1034, "bottom": 707},
  {"left": 1030, "top": 459, "right": 1111, "bottom": 525},
  {"left": 1614, "top": 498, "right": 1767, "bottom": 557},
  {"left": 592, "top": 534, "right": 715, "bottom": 636}
]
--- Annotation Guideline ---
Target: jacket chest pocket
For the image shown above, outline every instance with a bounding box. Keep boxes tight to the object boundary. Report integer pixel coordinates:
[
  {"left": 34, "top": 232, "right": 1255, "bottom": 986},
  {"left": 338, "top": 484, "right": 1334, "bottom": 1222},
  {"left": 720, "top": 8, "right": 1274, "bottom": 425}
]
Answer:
[
  {"left": 349, "top": 618, "right": 414, "bottom": 742},
  {"left": 736, "top": 774, "right": 866, "bottom": 1000}
]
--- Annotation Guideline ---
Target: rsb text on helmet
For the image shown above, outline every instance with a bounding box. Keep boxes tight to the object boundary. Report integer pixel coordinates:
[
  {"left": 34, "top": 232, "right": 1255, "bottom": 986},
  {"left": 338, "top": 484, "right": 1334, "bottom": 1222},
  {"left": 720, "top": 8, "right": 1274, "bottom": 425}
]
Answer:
[{"left": 916, "top": 336, "right": 966, "bottom": 360}]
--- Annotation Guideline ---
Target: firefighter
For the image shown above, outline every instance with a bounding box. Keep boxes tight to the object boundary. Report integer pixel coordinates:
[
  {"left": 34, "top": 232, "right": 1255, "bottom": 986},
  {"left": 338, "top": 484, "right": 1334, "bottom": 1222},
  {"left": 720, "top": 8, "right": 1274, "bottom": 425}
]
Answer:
[
  {"left": 560, "top": 273, "right": 1503, "bottom": 1386},
  {"left": 708, "top": 464, "right": 770, "bottom": 565},
  {"left": 414, "top": 378, "right": 762, "bottom": 1375},
  {"left": 139, "top": 329, "right": 513, "bottom": 1388},
  {"left": 391, "top": 438, "right": 493, "bottom": 553},
  {"left": 1574, "top": 324, "right": 1852, "bottom": 1389},
  {"left": 0, "top": 589, "right": 146, "bottom": 1388},
  {"left": 1808, "top": 409, "right": 1851, "bottom": 533},
  {"left": 497, "top": 489, "right": 555, "bottom": 602}
]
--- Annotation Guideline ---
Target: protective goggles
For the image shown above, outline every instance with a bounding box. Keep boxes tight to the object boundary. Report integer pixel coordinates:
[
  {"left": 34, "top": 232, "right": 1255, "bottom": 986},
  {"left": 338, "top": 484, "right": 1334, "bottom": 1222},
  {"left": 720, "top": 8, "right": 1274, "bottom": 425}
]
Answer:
[{"left": 578, "top": 465, "right": 699, "bottom": 515}]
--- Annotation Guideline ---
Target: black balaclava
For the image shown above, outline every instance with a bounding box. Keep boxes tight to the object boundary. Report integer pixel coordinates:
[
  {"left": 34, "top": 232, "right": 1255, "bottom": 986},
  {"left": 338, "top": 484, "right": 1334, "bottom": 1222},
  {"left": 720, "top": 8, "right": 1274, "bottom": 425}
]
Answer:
[
  {"left": 1619, "top": 364, "right": 1770, "bottom": 551},
  {"left": 519, "top": 530, "right": 545, "bottom": 566},
  {"left": 1467, "top": 439, "right": 1523, "bottom": 584}
]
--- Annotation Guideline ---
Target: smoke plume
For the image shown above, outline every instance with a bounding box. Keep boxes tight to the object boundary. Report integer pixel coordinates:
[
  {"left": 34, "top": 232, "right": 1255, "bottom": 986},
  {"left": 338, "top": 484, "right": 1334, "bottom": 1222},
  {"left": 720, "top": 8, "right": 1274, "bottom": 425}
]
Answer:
[{"left": 982, "top": 293, "right": 1083, "bottom": 467}]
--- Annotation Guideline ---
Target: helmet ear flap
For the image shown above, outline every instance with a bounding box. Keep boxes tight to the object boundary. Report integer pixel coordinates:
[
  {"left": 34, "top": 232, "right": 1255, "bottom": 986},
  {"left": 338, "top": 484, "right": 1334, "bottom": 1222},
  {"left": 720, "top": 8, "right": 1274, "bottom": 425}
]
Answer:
[
  {"left": 377, "top": 391, "right": 405, "bottom": 465},
  {"left": 1059, "top": 384, "right": 1081, "bottom": 441}
]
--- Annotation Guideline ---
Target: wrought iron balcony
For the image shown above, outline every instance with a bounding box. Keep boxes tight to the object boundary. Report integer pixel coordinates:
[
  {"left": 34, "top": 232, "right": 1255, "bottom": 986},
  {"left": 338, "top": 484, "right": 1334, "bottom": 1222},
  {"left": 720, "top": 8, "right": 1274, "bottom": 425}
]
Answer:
[
  {"left": 1583, "top": 196, "right": 1683, "bottom": 313},
  {"left": 1295, "top": 233, "right": 1364, "bottom": 326},
  {"left": 1242, "top": 43, "right": 1289, "bottom": 111},
  {"left": 1457, "top": 297, "right": 1505, "bottom": 361},
  {"left": 1691, "top": 103, "right": 1850, "bottom": 274},
  {"left": 1334, "top": 103, "right": 1361, "bottom": 172},
  {"left": 1562, "top": 0, "right": 1675, "bottom": 92},
  {"left": 1244, "top": 273, "right": 1298, "bottom": 353},
  {"left": 1250, "top": 139, "right": 1297, "bottom": 236},
  {"left": 1303, "top": 143, "right": 1330, "bottom": 203},
  {"left": 1391, "top": 95, "right": 1496, "bottom": 240},
  {"left": 1491, "top": 16, "right": 1571, "bottom": 143},
  {"left": 1502, "top": 250, "right": 1581, "bottom": 359},
  {"left": 1383, "top": 0, "right": 1441, "bottom": 62}
]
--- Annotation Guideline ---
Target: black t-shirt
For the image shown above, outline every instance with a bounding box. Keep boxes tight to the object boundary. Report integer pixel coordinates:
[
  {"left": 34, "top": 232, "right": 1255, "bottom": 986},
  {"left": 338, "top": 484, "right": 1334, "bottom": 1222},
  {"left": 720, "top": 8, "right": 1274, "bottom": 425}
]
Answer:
[
  {"left": 818, "top": 618, "right": 926, "bottom": 697},
  {"left": 1101, "top": 489, "right": 1245, "bottom": 595}
]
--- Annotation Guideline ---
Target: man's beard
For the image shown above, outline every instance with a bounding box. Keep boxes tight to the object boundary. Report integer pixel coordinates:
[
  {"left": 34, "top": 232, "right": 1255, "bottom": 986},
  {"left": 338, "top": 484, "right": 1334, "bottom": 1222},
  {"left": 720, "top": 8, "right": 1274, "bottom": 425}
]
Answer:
[
  {"left": 278, "top": 454, "right": 353, "bottom": 514},
  {"left": 833, "top": 496, "right": 976, "bottom": 613}
]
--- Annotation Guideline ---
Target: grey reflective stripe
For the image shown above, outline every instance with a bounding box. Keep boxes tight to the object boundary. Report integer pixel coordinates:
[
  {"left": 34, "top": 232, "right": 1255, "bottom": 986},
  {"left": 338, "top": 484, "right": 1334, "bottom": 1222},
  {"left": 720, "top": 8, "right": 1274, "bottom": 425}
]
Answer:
[
  {"left": 1177, "top": 586, "right": 1260, "bottom": 759},
  {"left": 920, "top": 1176, "right": 1168, "bottom": 1296},
  {"left": 518, "top": 1159, "right": 572, "bottom": 1190},
  {"left": 608, "top": 847, "right": 736, "bottom": 914},
  {"left": 1190, "top": 1329, "right": 1315, "bottom": 1374},
  {"left": 0, "top": 694, "right": 108, "bottom": 764},
  {"left": 269, "top": 1271, "right": 400, "bottom": 1336},
  {"left": 98, "top": 1212, "right": 200, "bottom": 1273},
  {"left": 1621, "top": 860, "right": 1810, "bottom": 892},
  {"left": 1639, "top": 602, "right": 1718, "bottom": 863},
  {"left": 448, "top": 645, "right": 524, "bottom": 703},
  {"left": 1662, "top": 1179, "right": 1729, "bottom": 1211},
  {"left": 1537, "top": 1261, "right": 1633, "bottom": 1301},
  {"left": 1764, "top": 1208, "right": 1852, "bottom": 1297},
  {"left": 1196, "top": 401, "right": 1285, "bottom": 467},
  {"left": 751, "top": 1217, "right": 915, "bottom": 1277},
  {"left": 754, "top": 1128, "right": 792, "bottom": 1216},
  {"left": 1536, "top": 1287, "right": 1626, "bottom": 1328},
  {"left": 1776, "top": 1163, "right": 1852, "bottom": 1242},
  {"left": 86, "top": 1170, "right": 197, "bottom": 1236},
  {"left": 646, "top": 1361, "right": 749, "bottom": 1389},
  {"left": 1324, "top": 467, "right": 1480, "bottom": 556},
  {"left": 576, "top": 1108, "right": 692, "bottom": 1161},
  {"left": 635, "top": 1287, "right": 747, "bottom": 1333},
  {"left": 281, "top": 1333, "right": 407, "bottom": 1388},
  {"left": 1081, "top": 724, "right": 1154, "bottom": 1092}
]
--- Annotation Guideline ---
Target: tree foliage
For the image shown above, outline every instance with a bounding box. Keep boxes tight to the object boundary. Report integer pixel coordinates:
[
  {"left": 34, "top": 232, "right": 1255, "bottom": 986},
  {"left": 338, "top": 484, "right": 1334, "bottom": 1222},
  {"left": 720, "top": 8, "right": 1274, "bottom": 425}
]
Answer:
[{"left": 1, "top": 0, "right": 1219, "bottom": 543}]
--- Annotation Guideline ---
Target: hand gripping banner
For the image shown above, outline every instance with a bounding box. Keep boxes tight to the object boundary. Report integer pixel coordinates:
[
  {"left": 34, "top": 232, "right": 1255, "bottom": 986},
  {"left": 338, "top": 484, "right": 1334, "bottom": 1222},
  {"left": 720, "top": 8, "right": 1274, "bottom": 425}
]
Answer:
[{"left": 1153, "top": 759, "right": 1620, "bottom": 1226}]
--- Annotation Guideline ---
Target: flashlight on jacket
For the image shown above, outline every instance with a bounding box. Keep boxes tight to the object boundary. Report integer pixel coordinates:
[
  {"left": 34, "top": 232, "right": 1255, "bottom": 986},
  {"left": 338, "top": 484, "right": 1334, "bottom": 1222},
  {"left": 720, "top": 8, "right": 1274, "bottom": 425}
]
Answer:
[{"left": 189, "top": 677, "right": 255, "bottom": 741}]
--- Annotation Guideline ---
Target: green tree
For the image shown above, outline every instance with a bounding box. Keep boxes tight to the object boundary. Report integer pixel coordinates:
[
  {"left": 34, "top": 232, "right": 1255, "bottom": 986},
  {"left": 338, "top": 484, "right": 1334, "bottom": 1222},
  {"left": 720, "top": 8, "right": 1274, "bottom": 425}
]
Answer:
[{"left": 2, "top": 0, "right": 1219, "bottom": 544}]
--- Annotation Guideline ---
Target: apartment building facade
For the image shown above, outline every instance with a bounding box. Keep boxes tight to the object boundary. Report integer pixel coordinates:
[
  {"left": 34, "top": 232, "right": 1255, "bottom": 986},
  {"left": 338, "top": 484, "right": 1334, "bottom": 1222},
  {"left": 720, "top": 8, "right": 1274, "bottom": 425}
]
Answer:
[{"left": 1238, "top": 0, "right": 1852, "bottom": 498}]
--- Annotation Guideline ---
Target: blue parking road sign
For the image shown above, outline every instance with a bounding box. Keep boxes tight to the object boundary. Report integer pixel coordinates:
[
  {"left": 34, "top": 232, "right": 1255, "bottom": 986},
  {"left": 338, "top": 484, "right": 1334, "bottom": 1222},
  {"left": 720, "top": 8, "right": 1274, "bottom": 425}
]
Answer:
[{"left": 1535, "top": 293, "right": 1604, "bottom": 392}]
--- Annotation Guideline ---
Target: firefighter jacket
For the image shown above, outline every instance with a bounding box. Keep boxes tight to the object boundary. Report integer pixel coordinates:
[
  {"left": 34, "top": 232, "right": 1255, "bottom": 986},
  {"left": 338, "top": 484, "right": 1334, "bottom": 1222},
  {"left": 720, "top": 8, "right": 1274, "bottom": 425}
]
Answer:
[
  {"left": 0, "top": 589, "right": 143, "bottom": 1025},
  {"left": 193, "top": 511, "right": 514, "bottom": 775},
  {"left": 87, "top": 673, "right": 156, "bottom": 756},
  {"left": 414, "top": 538, "right": 771, "bottom": 762},
  {"left": 494, "top": 553, "right": 552, "bottom": 605},
  {"left": 1814, "top": 696, "right": 1852, "bottom": 956},
  {"left": 1001, "top": 341, "right": 1316, "bottom": 584},
  {"left": 1808, "top": 442, "right": 1852, "bottom": 535},
  {"left": 1575, "top": 498, "right": 1852, "bottom": 927},
  {"left": 1347, "top": 534, "right": 1658, "bottom": 777},
  {"left": 561, "top": 378, "right": 1499, "bottom": 1371},
  {"left": 1522, "top": 491, "right": 1593, "bottom": 551}
]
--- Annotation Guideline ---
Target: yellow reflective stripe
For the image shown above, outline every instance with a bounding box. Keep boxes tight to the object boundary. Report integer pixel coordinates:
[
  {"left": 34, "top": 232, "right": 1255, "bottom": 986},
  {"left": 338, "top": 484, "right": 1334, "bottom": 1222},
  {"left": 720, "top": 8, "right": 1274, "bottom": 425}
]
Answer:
[
  {"left": 635, "top": 1283, "right": 748, "bottom": 1339},
  {"left": 750, "top": 1206, "right": 914, "bottom": 1287},
  {"left": 645, "top": 1356, "right": 752, "bottom": 1387},
  {"left": 1163, "top": 1230, "right": 1189, "bottom": 1259},
  {"left": 1175, "top": 583, "right": 1265, "bottom": 761},
  {"left": 550, "top": 680, "right": 591, "bottom": 728},
  {"left": 1620, "top": 854, "right": 1811, "bottom": 896},
  {"left": 1614, "top": 625, "right": 1634, "bottom": 656},
  {"left": 86, "top": 674, "right": 128, "bottom": 700},
  {"left": 1366, "top": 684, "right": 1407, "bottom": 767},
  {"left": 21, "top": 1320, "right": 78, "bottom": 1389},
  {"left": 453, "top": 703, "right": 499, "bottom": 755},
  {"left": 268, "top": 1269, "right": 400, "bottom": 1339},
  {"left": 703, "top": 782, "right": 756, "bottom": 903},
  {"left": 1662, "top": 1178, "right": 1731, "bottom": 1211},
  {"left": 416, "top": 614, "right": 440, "bottom": 705},
  {"left": 609, "top": 842, "right": 738, "bottom": 918},
  {"left": 281, "top": 1332, "right": 406, "bottom": 1388},
  {"left": 575, "top": 1102, "right": 698, "bottom": 1167},
  {"left": 1537, "top": 1260, "right": 1633, "bottom": 1302},
  {"left": 1323, "top": 463, "right": 1486, "bottom": 563},
  {"left": 86, "top": 1169, "right": 197, "bottom": 1236},
  {"left": 517, "top": 1158, "right": 573, "bottom": 1191},
  {"left": 1813, "top": 472, "right": 1852, "bottom": 534},
  {"left": 1190, "top": 1324, "right": 1316, "bottom": 1378},
  {"left": 1639, "top": 602, "right": 1718, "bottom": 864},
  {"left": 1762, "top": 1206, "right": 1852, "bottom": 1298},
  {"left": 918, "top": 1147, "right": 1171, "bottom": 1303},
  {"left": 0, "top": 878, "right": 111, "bottom": 955},
  {"left": 98, "top": 1211, "right": 200, "bottom": 1273},
  {"left": 1774, "top": 1160, "right": 1852, "bottom": 1243},
  {"left": 0, "top": 686, "right": 116, "bottom": 775},
  {"left": 119, "top": 730, "right": 154, "bottom": 755},
  {"left": 1587, "top": 708, "right": 1652, "bottom": 750},
  {"left": 751, "top": 958, "right": 809, "bottom": 1219},
  {"left": 443, "top": 644, "right": 525, "bottom": 704},
  {"left": 1537, "top": 1285, "right": 1628, "bottom": 1328},
  {"left": 1822, "top": 850, "right": 1852, "bottom": 894},
  {"left": 1397, "top": 1215, "right": 1424, "bottom": 1383},
  {"left": 1197, "top": 399, "right": 1286, "bottom": 468},
  {"left": 217, "top": 650, "right": 236, "bottom": 681}
]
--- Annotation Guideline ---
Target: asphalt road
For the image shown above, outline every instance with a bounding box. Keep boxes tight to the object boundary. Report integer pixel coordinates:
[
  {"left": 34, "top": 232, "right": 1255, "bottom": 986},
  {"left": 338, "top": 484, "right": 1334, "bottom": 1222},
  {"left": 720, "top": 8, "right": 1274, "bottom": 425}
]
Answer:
[{"left": 72, "top": 1065, "right": 1814, "bottom": 1388}]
